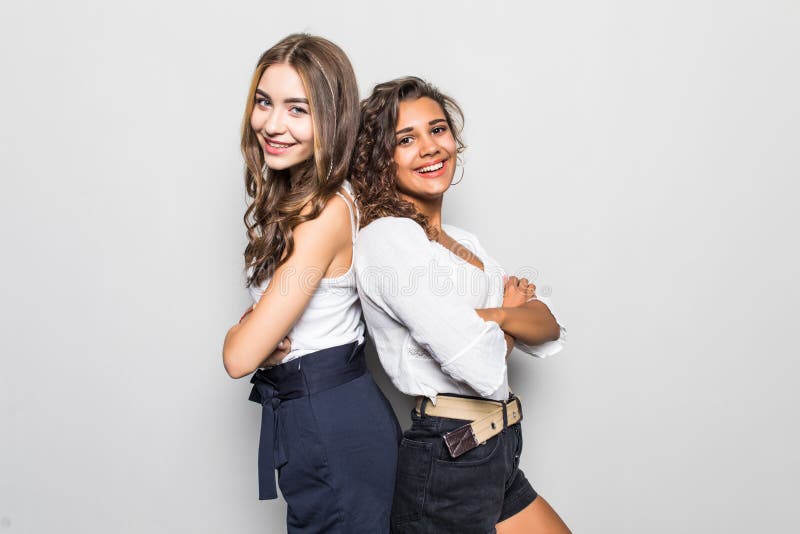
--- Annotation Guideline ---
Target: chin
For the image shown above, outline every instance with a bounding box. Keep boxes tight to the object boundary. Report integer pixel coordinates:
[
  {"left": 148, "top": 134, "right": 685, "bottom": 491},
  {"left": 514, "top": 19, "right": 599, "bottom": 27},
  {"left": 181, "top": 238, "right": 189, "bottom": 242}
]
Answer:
[
  {"left": 416, "top": 185, "right": 450, "bottom": 201},
  {"left": 263, "top": 155, "right": 299, "bottom": 172},
  {"left": 425, "top": 178, "right": 452, "bottom": 195},
  {"left": 398, "top": 174, "right": 452, "bottom": 201},
  {"left": 264, "top": 162, "right": 290, "bottom": 172}
]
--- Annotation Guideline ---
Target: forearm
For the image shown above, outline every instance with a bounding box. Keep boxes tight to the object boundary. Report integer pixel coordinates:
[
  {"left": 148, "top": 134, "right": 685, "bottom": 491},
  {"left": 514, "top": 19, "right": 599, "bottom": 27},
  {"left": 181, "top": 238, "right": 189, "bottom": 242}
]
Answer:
[
  {"left": 222, "top": 316, "right": 285, "bottom": 379},
  {"left": 477, "top": 300, "right": 560, "bottom": 346},
  {"left": 221, "top": 202, "right": 346, "bottom": 378}
]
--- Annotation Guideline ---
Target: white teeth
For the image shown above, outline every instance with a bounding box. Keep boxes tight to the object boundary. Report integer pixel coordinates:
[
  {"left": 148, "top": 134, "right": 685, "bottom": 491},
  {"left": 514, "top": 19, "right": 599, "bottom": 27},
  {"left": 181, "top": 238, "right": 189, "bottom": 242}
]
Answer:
[
  {"left": 268, "top": 141, "right": 291, "bottom": 148},
  {"left": 417, "top": 161, "right": 444, "bottom": 173}
]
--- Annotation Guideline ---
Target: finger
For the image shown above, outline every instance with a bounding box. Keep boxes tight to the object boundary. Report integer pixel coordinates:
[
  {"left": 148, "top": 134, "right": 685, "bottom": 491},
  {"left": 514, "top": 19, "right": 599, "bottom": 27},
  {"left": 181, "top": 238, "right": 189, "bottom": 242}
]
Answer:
[
  {"left": 263, "top": 352, "right": 284, "bottom": 367},
  {"left": 518, "top": 278, "right": 529, "bottom": 287},
  {"left": 507, "top": 276, "right": 518, "bottom": 287}
]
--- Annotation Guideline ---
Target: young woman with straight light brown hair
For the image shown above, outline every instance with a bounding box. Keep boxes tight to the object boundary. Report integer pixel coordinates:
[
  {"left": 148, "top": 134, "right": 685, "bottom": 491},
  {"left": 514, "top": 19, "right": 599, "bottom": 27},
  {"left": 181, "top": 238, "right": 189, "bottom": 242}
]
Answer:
[
  {"left": 222, "top": 34, "right": 400, "bottom": 533},
  {"left": 352, "top": 77, "right": 571, "bottom": 533}
]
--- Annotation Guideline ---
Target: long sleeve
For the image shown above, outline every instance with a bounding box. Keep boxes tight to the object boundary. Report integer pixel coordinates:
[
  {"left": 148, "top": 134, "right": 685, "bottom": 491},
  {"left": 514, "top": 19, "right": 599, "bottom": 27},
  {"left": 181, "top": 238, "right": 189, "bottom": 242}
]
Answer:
[{"left": 355, "top": 218, "right": 508, "bottom": 397}]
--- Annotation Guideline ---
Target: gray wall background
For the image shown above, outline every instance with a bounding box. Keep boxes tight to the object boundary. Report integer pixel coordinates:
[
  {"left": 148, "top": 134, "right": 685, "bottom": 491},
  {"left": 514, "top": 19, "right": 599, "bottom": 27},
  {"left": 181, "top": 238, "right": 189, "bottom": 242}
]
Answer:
[{"left": 2, "top": 1, "right": 798, "bottom": 532}]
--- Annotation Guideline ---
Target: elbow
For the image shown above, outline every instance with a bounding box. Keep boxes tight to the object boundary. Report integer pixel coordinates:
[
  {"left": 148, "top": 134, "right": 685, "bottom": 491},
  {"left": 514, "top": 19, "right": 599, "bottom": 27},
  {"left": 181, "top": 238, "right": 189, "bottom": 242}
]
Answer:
[
  {"left": 222, "top": 339, "right": 254, "bottom": 379},
  {"left": 223, "top": 353, "right": 252, "bottom": 379},
  {"left": 538, "top": 302, "right": 561, "bottom": 341},
  {"left": 546, "top": 320, "right": 562, "bottom": 342},
  {"left": 524, "top": 300, "right": 561, "bottom": 342},
  {"left": 224, "top": 359, "right": 251, "bottom": 380}
]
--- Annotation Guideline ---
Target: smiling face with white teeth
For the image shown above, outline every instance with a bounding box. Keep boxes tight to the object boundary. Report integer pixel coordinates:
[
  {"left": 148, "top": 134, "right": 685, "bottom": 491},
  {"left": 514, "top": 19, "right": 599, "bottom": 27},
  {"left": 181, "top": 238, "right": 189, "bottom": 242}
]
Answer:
[
  {"left": 250, "top": 63, "right": 314, "bottom": 174},
  {"left": 393, "top": 97, "right": 458, "bottom": 207}
]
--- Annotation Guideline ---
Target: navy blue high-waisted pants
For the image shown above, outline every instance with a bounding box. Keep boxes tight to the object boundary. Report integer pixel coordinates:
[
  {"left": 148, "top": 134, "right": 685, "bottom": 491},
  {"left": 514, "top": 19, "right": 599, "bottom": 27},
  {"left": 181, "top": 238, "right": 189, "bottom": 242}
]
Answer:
[{"left": 249, "top": 342, "right": 401, "bottom": 533}]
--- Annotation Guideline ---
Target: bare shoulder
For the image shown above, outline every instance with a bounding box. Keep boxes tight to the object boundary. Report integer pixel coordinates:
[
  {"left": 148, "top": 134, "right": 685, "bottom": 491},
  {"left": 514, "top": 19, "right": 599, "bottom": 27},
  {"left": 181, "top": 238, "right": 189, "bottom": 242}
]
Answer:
[{"left": 294, "top": 194, "right": 352, "bottom": 245}]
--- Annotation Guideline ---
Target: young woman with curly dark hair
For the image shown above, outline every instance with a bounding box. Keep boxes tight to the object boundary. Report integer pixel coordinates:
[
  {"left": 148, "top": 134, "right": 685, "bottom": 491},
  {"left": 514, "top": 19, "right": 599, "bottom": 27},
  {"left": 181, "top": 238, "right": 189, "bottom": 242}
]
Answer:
[
  {"left": 352, "top": 77, "right": 570, "bottom": 533},
  {"left": 222, "top": 34, "right": 400, "bottom": 533}
]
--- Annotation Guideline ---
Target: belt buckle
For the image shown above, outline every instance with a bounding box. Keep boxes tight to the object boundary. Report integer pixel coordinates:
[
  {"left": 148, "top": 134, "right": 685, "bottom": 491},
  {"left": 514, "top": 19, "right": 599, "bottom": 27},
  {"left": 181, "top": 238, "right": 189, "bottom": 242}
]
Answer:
[{"left": 442, "top": 423, "right": 479, "bottom": 458}]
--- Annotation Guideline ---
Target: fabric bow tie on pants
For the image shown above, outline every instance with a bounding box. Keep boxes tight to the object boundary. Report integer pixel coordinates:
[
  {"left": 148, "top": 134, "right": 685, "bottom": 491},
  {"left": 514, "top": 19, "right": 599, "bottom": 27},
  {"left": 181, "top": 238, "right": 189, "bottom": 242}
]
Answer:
[{"left": 247, "top": 342, "right": 367, "bottom": 500}]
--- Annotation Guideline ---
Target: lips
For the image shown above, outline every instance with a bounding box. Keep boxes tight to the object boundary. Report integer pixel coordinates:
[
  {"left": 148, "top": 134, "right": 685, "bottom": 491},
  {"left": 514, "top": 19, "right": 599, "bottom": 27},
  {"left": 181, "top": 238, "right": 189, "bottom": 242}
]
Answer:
[
  {"left": 413, "top": 158, "right": 448, "bottom": 178},
  {"left": 263, "top": 138, "right": 296, "bottom": 155}
]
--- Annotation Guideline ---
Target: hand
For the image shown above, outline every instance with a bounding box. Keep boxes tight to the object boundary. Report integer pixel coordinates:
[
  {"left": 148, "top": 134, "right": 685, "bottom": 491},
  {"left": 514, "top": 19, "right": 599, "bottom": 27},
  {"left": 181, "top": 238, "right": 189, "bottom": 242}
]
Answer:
[
  {"left": 259, "top": 337, "right": 292, "bottom": 368},
  {"left": 502, "top": 276, "right": 536, "bottom": 308}
]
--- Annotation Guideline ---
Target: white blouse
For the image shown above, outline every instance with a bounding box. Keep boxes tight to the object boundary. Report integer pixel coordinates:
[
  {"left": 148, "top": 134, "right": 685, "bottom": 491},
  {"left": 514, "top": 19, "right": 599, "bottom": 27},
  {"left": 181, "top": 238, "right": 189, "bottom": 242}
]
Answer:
[{"left": 354, "top": 217, "right": 565, "bottom": 402}]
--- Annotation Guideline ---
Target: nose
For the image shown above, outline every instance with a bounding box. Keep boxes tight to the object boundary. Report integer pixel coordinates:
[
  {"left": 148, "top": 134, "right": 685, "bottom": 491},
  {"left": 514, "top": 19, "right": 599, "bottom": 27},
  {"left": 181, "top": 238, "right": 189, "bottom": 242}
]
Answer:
[
  {"left": 418, "top": 134, "right": 440, "bottom": 158},
  {"left": 261, "top": 108, "right": 285, "bottom": 136}
]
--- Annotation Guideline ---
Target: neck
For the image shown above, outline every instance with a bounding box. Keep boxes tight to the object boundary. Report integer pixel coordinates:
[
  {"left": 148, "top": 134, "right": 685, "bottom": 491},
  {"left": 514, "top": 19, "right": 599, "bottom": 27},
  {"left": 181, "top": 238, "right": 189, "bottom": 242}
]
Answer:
[{"left": 400, "top": 193, "right": 443, "bottom": 234}]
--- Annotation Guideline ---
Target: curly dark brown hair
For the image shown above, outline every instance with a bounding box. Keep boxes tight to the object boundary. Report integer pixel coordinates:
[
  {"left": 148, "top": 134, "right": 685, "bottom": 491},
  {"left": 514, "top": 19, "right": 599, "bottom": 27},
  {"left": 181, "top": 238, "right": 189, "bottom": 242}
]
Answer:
[
  {"left": 350, "top": 76, "right": 465, "bottom": 239},
  {"left": 241, "top": 34, "right": 360, "bottom": 287}
]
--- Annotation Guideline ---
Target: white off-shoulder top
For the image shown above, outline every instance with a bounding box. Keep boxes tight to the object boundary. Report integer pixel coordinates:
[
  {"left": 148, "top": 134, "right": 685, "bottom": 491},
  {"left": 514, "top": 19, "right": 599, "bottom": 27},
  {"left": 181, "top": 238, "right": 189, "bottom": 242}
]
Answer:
[{"left": 354, "top": 217, "right": 565, "bottom": 402}]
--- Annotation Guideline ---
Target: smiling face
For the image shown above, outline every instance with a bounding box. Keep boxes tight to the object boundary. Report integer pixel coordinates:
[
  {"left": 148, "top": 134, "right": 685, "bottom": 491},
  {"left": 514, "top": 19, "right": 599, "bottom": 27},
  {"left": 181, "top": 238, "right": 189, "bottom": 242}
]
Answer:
[
  {"left": 250, "top": 63, "right": 314, "bottom": 172},
  {"left": 393, "top": 97, "right": 458, "bottom": 206}
]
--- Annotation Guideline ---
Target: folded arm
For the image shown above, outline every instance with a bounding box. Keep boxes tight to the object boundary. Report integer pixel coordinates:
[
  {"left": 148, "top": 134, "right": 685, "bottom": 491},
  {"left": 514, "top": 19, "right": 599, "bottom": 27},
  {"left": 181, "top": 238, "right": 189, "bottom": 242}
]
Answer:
[
  {"left": 475, "top": 274, "right": 564, "bottom": 357},
  {"left": 222, "top": 198, "right": 351, "bottom": 378},
  {"left": 476, "top": 299, "right": 561, "bottom": 346},
  {"left": 355, "top": 218, "right": 509, "bottom": 397}
]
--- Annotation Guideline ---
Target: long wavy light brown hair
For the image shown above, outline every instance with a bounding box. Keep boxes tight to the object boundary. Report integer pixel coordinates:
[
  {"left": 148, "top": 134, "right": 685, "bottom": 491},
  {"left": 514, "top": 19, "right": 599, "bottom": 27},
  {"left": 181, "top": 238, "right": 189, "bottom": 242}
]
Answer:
[
  {"left": 350, "top": 76, "right": 465, "bottom": 239},
  {"left": 242, "top": 34, "right": 359, "bottom": 287}
]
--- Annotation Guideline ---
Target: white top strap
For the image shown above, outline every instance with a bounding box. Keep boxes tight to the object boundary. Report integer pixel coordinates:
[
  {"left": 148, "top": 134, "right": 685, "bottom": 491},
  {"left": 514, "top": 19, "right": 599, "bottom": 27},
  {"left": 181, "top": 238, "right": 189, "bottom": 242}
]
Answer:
[{"left": 335, "top": 181, "right": 359, "bottom": 243}]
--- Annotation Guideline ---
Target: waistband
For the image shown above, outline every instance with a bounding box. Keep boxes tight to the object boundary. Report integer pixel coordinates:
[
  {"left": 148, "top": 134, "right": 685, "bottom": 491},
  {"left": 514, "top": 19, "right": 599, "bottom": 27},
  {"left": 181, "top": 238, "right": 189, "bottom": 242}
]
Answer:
[
  {"left": 415, "top": 393, "right": 523, "bottom": 458},
  {"left": 248, "top": 341, "right": 366, "bottom": 500}
]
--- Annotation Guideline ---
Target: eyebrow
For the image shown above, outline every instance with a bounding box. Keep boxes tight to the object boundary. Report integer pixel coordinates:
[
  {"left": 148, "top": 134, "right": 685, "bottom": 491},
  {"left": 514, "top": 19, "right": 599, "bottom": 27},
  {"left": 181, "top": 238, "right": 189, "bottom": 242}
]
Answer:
[
  {"left": 255, "top": 89, "right": 308, "bottom": 104},
  {"left": 395, "top": 118, "right": 447, "bottom": 136}
]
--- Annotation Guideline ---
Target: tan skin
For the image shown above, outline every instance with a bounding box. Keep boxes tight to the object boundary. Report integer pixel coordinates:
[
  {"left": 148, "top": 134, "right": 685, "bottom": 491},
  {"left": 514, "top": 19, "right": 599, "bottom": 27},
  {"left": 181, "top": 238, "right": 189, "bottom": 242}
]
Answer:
[{"left": 393, "top": 97, "right": 570, "bottom": 533}]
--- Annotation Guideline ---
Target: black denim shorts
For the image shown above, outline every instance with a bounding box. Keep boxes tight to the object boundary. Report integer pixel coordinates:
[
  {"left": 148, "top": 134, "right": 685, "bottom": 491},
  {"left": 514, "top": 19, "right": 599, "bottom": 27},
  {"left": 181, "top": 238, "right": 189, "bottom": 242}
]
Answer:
[{"left": 390, "top": 407, "right": 538, "bottom": 533}]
